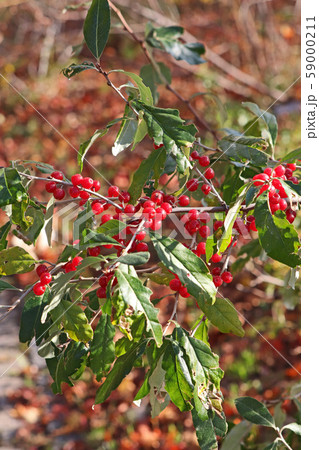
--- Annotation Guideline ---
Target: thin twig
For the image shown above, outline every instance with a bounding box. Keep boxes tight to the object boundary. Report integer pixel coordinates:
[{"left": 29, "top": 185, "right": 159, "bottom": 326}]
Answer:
[
  {"left": 190, "top": 315, "right": 207, "bottom": 337},
  {"left": 163, "top": 292, "right": 179, "bottom": 335}
]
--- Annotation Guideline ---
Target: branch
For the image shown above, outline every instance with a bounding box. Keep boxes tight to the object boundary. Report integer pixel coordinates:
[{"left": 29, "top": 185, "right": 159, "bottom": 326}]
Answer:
[{"left": 163, "top": 292, "right": 179, "bottom": 335}]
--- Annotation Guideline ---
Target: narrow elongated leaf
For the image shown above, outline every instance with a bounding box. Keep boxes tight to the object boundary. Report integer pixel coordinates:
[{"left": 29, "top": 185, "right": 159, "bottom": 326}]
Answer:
[
  {"left": 83, "top": 0, "right": 110, "bottom": 59},
  {"left": 191, "top": 408, "right": 218, "bottom": 450},
  {"left": 218, "top": 139, "right": 268, "bottom": 166},
  {"left": 110, "top": 70, "right": 153, "bottom": 105},
  {"left": 0, "top": 280, "right": 19, "bottom": 292},
  {"left": 162, "top": 340, "right": 194, "bottom": 412},
  {"left": 235, "top": 397, "right": 275, "bottom": 428},
  {"left": 115, "top": 267, "right": 162, "bottom": 346},
  {"left": 52, "top": 342, "right": 88, "bottom": 393},
  {"left": 140, "top": 63, "right": 171, "bottom": 103},
  {"left": 52, "top": 299, "right": 93, "bottom": 343},
  {"left": 44, "top": 196, "right": 55, "bottom": 246},
  {"left": 95, "top": 339, "right": 147, "bottom": 404},
  {"left": 0, "top": 221, "right": 11, "bottom": 250},
  {"left": 0, "top": 247, "right": 35, "bottom": 276},
  {"left": 150, "top": 233, "right": 216, "bottom": 304},
  {"left": 97, "top": 219, "right": 126, "bottom": 235},
  {"left": 89, "top": 313, "right": 115, "bottom": 381},
  {"left": 62, "top": 61, "right": 96, "bottom": 78},
  {"left": 117, "top": 252, "right": 150, "bottom": 266},
  {"left": 282, "top": 422, "right": 301, "bottom": 435},
  {"left": 255, "top": 197, "right": 300, "bottom": 267},
  {"left": 79, "top": 229, "right": 118, "bottom": 249},
  {"left": 149, "top": 354, "right": 170, "bottom": 418},
  {"left": 112, "top": 109, "right": 138, "bottom": 156},
  {"left": 19, "top": 290, "right": 50, "bottom": 344},
  {"left": 202, "top": 297, "right": 244, "bottom": 337},
  {"left": 128, "top": 146, "right": 166, "bottom": 204},
  {"left": 243, "top": 102, "right": 278, "bottom": 147}
]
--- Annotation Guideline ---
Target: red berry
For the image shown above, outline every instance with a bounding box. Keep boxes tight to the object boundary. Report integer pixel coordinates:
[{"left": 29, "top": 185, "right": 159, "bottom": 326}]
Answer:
[
  {"left": 163, "top": 194, "right": 176, "bottom": 205},
  {"left": 199, "top": 225, "right": 210, "bottom": 238},
  {"left": 151, "top": 191, "right": 164, "bottom": 205},
  {"left": 153, "top": 142, "right": 164, "bottom": 149},
  {"left": 45, "top": 181, "right": 57, "bottom": 193},
  {"left": 150, "top": 219, "right": 162, "bottom": 231},
  {"left": 33, "top": 282, "right": 46, "bottom": 296},
  {"left": 274, "top": 165, "right": 285, "bottom": 177},
  {"left": 136, "top": 230, "right": 146, "bottom": 241},
  {"left": 143, "top": 207, "right": 156, "bottom": 219},
  {"left": 190, "top": 150, "right": 200, "bottom": 160},
  {"left": 204, "top": 168, "right": 215, "bottom": 179},
  {"left": 64, "top": 262, "right": 75, "bottom": 273},
  {"left": 286, "top": 163, "right": 296, "bottom": 171},
  {"left": 71, "top": 174, "right": 83, "bottom": 186},
  {"left": 156, "top": 207, "right": 167, "bottom": 220},
  {"left": 286, "top": 209, "right": 296, "bottom": 223},
  {"left": 92, "top": 180, "right": 101, "bottom": 192},
  {"left": 285, "top": 168, "right": 293, "bottom": 178},
  {"left": 96, "top": 287, "right": 106, "bottom": 298},
  {"left": 186, "top": 179, "right": 199, "bottom": 192},
  {"left": 196, "top": 242, "right": 206, "bottom": 255},
  {"left": 212, "top": 267, "right": 221, "bottom": 276},
  {"left": 270, "top": 203, "right": 280, "bottom": 214},
  {"left": 124, "top": 204, "right": 135, "bottom": 215},
  {"left": 144, "top": 200, "right": 156, "bottom": 209},
  {"left": 36, "top": 264, "right": 48, "bottom": 277},
  {"left": 136, "top": 242, "right": 149, "bottom": 252},
  {"left": 198, "top": 155, "right": 210, "bottom": 167},
  {"left": 92, "top": 202, "right": 104, "bottom": 215},
  {"left": 269, "top": 192, "right": 280, "bottom": 204},
  {"left": 169, "top": 278, "right": 182, "bottom": 291},
  {"left": 179, "top": 286, "right": 190, "bottom": 298},
  {"left": 272, "top": 179, "right": 282, "bottom": 189},
  {"left": 221, "top": 271, "right": 233, "bottom": 283},
  {"left": 279, "top": 199, "right": 287, "bottom": 211},
  {"left": 211, "top": 253, "right": 222, "bottom": 263},
  {"left": 72, "top": 256, "right": 83, "bottom": 267},
  {"left": 161, "top": 202, "right": 172, "bottom": 214},
  {"left": 278, "top": 188, "right": 288, "bottom": 198},
  {"left": 81, "top": 177, "right": 93, "bottom": 190},
  {"left": 69, "top": 186, "right": 80, "bottom": 198},
  {"left": 213, "top": 276, "right": 223, "bottom": 287},
  {"left": 290, "top": 176, "right": 299, "bottom": 185},
  {"left": 51, "top": 171, "right": 63, "bottom": 180},
  {"left": 201, "top": 184, "right": 211, "bottom": 195},
  {"left": 178, "top": 195, "right": 190, "bottom": 207},
  {"left": 188, "top": 209, "right": 199, "bottom": 221},
  {"left": 53, "top": 188, "right": 65, "bottom": 200},
  {"left": 80, "top": 191, "right": 90, "bottom": 200},
  {"left": 246, "top": 215, "right": 255, "bottom": 223},
  {"left": 253, "top": 173, "right": 269, "bottom": 186},
  {"left": 99, "top": 276, "right": 108, "bottom": 288},
  {"left": 263, "top": 168, "right": 273, "bottom": 176},
  {"left": 213, "top": 220, "right": 223, "bottom": 231},
  {"left": 108, "top": 185, "right": 120, "bottom": 197},
  {"left": 249, "top": 221, "right": 257, "bottom": 232},
  {"left": 119, "top": 191, "right": 131, "bottom": 203},
  {"left": 88, "top": 246, "right": 101, "bottom": 257},
  {"left": 186, "top": 219, "right": 201, "bottom": 235},
  {"left": 199, "top": 212, "right": 210, "bottom": 223},
  {"left": 40, "top": 272, "right": 52, "bottom": 285}
]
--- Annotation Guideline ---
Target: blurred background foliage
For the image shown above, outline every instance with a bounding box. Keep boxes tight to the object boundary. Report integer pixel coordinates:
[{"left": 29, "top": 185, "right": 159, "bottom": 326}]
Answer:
[{"left": 0, "top": 0, "right": 300, "bottom": 449}]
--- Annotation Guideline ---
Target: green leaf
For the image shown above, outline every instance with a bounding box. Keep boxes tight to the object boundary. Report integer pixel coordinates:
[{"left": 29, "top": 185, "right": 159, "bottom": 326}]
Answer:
[
  {"left": 235, "top": 397, "right": 275, "bottom": 428},
  {"left": 61, "top": 61, "right": 96, "bottom": 78},
  {"left": 148, "top": 354, "right": 170, "bottom": 418},
  {"left": 146, "top": 25, "right": 206, "bottom": 65},
  {"left": 0, "top": 221, "right": 11, "bottom": 250},
  {"left": 0, "top": 247, "right": 35, "bottom": 276},
  {"left": 95, "top": 339, "right": 147, "bottom": 404},
  {"left": 89, "top": 313, "right": 115, "bottom": 381},
  {"left": 282, "top": 422, "right": 301, "bottom": 435},
  {"left": 78, "top": 118, "right": 123, "bottom": 170},
  {"left": 19, "top": 290, "right": 50, "bottom": 344},
  {"left": 255, "top": 197, "right": 300, "bottom": 267},
  {"left": 132, "top": 100, "right": 197, "bottom": 155},
  {"left": 44, "top": 196, "right": 55, "bottom": 246},
  {"left": 22, "top": 207, "right": 45, "bottom": 244},
  {"left": 243, "top": 102, "right": 278, "bottom": 147},
  {"left": 83, "top": 0, "right": 110, "bottom": 59},
  {"left": 52, "top": 299, "right": 93, "bottom": 343},
  {"left": 112, "top": 110, "right": 138, "bottom": 157},
  {"left": 191, "top": 408, "right": 218, "bottom": 450},
  {"left": 280, "top": 148, "right": 301, "bottom": 163},
  {"left": 213, "top": 412, "right": 228, "bottom": 437},
  {"left": 97, "top": 218, "right": 127, "bottom": 235},
  {"left": 150, "top": 233, "right": 216, "bottom": 304},
  {"left": 117, "top": 252, "right": 150, "bottom": 266},
  {"left": 115, "top": 267, "right": 163, "bottom": 346},
  {"left": 263, "top": 441, "right": 279, "bottom": 450},
  {"left": 193, "top": 317, "right": 209, "bottom": 346},
  {"left": 162, "top": 340, "right": 194, "bottom": 412},
  {"left": 0, "top": 168, "right": 27, "bottom": 207},
  {"left": 204, "top": 297, "right": 244, "bottom": 337},
  {"left": 218, "top": 138, "right": 268, "bottom": 167},
  {"left": 79, "top": 228, "right": 119, "bottom": 249},
  {"left": 110, "top": 70, "right": 153, "bottom": 106},
  {"left": 128, "top": 146, "right": 166, "bottom": 204},
  {"left": 0, "top": 280, "right": 19, "bottom": 292},
  {"left": 140, "top": 63, "right": 171, "bottom": 103},
  {"left": 220, "top": 420, "right": 252, "bottom": 450}
]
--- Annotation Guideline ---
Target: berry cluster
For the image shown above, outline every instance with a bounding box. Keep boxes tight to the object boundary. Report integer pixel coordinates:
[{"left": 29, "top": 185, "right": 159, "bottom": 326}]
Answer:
[
  {"left": 252, "top": 164, "right": 298, "bottom": 222},
  {"left": 63, "top": 256, "right": 83, "bottom": 273},
  {"left": 33, "top": 264, "right": 52, "bottom": 296}
]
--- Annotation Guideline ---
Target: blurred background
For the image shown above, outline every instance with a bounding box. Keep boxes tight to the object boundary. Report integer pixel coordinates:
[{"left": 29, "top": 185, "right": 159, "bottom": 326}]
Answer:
[{"left": 0, "top": 0, "right": 300, "bottom": 449}]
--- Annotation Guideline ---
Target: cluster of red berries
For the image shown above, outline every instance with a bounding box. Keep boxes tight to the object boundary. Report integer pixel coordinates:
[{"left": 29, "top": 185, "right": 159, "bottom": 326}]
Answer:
[
  {"left": 211, "top": 267, "right": 233, "bottom": 287},
  {"left": 33, "top": 264, "right": 52, "bottom": 296},
  {"left": 169, "top": 275, "right": 191, "bottom": 298},
  {"left": 252, "top": 164, "right": 298, "bottom": 222},
  {"left": 96, "top": 271, "right": 117, "bottom": 298},
  {"left": 63, "top": 256, "right": 83, "bottom": 273}
]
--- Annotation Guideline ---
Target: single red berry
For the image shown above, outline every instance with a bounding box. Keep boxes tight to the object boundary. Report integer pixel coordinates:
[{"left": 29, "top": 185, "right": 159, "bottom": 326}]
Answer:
[
  {"left": 136, "top": 242, "right": 149, "bottom": 252},
  {"left": 279, "top": 198, "right": 288, "bottom": 211},
  {"left": 124, "top": 204, "right": 135, "bottom": 215},
  {"left": 179, "top": 286, "right": 190, "bottom": 298},
  {"left": 199, "top": 225, "right": 210, "bottom": 238},
  {"left": 269, "top": 192, "right": 280, "bottom": 204},
  {"left": 45, "top": 181, "right": 57, "bottom": 193},
  {"left": 199, "top": 212, "right": 210, "bottom": 223},
  {"left": 136, "top": 230, "right": 146, "bottom": 241},
  {"left": 53, "top": 188, "right": 65, "bottom": 200},
  {"left": 108, "top": 185, "right": 120, "bottom": 197},
  {"left": 263, "top": 168, "right": 273, "bottom": 176},
  {"left": 286, "top": 209, "right": 296, "bottom": 223},
  {"left": 253, "top": 173, "right": 269, "bottom": 186},
  {"left": 201, "top": 184, "right": 211, "bottom": 195},
  {"left": 285, "top": 168, "right": 293, "bottom": 178},
  {"left": 190, "top": 150, "right": 200, "bottom": 160},
  {"left": 274, "top": 165, "right": 285, "bottom": 177},
  {"left": 91, "top": 202, "right": 104, "bottom": 215},
  {"left": 270, "top": 203, "right": 280, "bottom": 214},
  {"left": 40, "top": 272, "right": 52, "bottom": 285},
  {"left": 144, "top": 200, "right": 156, "bottom": 209},
  {"left": 51, "top": 171, "right": 63, "bottom": 180},
  {"left": 151, "top": 191, "right": 164, "bottom": 205},
  {"left": 143, "top": 207, "right": 156, "bottom": 219},
  {"left": 198, "top": 155, "right": 210, "bottom": 167},
  {"left": 213, "top": 220, "right": 223, "bottom": 231},
  {"left": 169, "top": 278, "right": 182, "bottom": 291},
  {"left": 211, "top": 253, "right": 222, "bottom": 263},
  {"left": 186, "top": 179, "right": 199, "bottom": 192},
  {"left": 178, "top": 195, "right": 190, "bottom": 207},
  {"left": 64, "top": 262, "right": 75, "bottom": 273},
  {"left": 286, "top": 163, "right": 296, "bottom": 172},
  {"left": 144, "top": 219, "right": 153, "bottom": 228},
  {"left": 69, "top": 186, "right": 80, "bottom": 198},
  {"left": 278, "top": 188, "right": 288, "bottom": 198},
  {"left": 163, "top": 194, "right": 176, "bottom": 205},
  {"left": 186, "top": 219, "right": 201, "bottom": 235},
  {"left": 96, "top": 287, "right": 106, "bottom": 298},
  {"left": 36, "top": 264, "right": 48, "bottom": 277},
  {"left": 92, "top": 180, "right": 101, "bottom": 192},
  {"left": 161, "top": 202, "right": 172, "bottom": 214},
  {"left": 88, "top": 246, "right": 101, "bottom": 257},
  {"left": 188, "top": 209, "right": 199, "bottom": 221},
  {"left": 81, "top": 177, "right": 93, "bottom": 190},
  {"left": 221, "top": 271, "right": 233, "bottom": 283},
  {"left": 101, "top": 214, "right": 112, "bottom": 224},
  {"left": 289, "top": 176, "right": 299, "bottom": 185},
  {"left": 72, "top": 256, "right": 83, "bottom": 268},
  {"left": 156, "top": 207, "right": 167, "bottom": 220},
  {"left": 204, "top": 168, "right": 215, "bottom": 179},
  {"left": 150, "top": 219, "right": 162, "bottom": 231},
  {"left": 196, "top": 242, "right": 206, "bottom": 255},
  {"left": 272, "top": 179, "right": 282, "bottom": 189},
  {"left": 33, "top": 282, "right": 46, "bottom": 296},
  {"left": 80, "top": 191, "right": 90, "bottom": 200},
  {"left": 99, "top": 276, "right": 108, "bottom": 288},
  {"left": 213, "top": 276, "right": 223, "bottom": 287},
  {"left": 212, "top": 267, "right": 221, "bottom": 276},
  {"left": 71, "top": 174, "right": 83, "bottom": 186}
]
